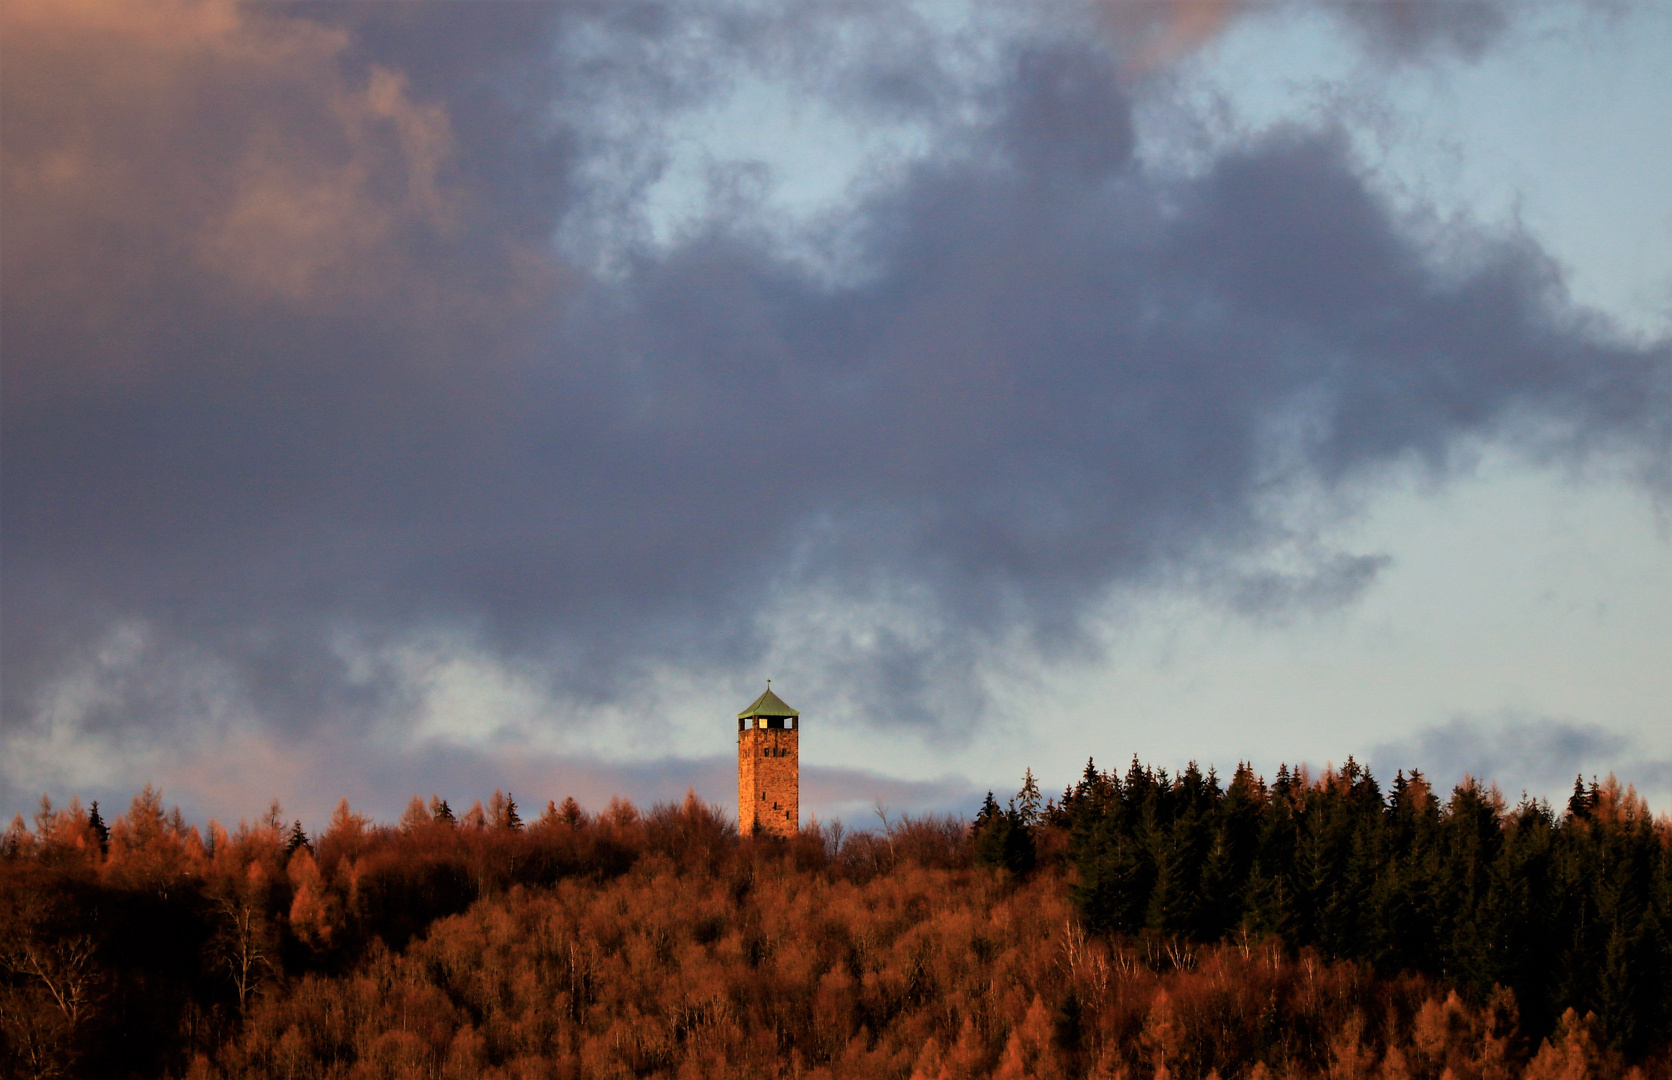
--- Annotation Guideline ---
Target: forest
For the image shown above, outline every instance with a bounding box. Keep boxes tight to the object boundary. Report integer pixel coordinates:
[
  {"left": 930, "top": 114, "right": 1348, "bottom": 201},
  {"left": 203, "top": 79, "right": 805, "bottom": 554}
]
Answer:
[{"left": 1, "top": 759, "right": 1667, "bottom": 1080}]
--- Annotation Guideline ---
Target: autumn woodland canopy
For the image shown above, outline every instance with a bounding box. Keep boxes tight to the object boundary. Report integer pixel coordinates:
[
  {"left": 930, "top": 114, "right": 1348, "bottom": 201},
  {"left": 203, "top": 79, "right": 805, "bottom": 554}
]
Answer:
[{"left": 2, "top": 759, "right": 1668, "bottom": 1080}]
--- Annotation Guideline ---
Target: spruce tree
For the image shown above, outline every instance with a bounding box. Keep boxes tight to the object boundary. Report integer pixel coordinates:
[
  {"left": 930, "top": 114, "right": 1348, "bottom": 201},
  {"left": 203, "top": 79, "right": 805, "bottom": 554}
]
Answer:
[
  {"left": 974, "top": 795, "right": 1034, "bottom": 876},
  {"left": 87, "top": 800, "right": 109, "bottom": 856},
  {"left": 1016, "top": 769, "right": 1041, "bottom": 826}
]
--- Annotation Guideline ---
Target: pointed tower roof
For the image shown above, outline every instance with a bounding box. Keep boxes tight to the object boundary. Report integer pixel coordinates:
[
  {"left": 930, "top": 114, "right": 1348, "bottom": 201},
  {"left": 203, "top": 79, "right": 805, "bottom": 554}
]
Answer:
[{"left": 738, "top": 685, "right": 799, "bottom": 720}]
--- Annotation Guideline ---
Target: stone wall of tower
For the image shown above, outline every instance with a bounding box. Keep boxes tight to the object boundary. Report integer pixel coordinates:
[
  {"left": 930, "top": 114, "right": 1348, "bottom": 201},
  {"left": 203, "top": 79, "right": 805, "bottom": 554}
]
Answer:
[{"left": 738, "top": 725, "right": 799, "bottom": 836}]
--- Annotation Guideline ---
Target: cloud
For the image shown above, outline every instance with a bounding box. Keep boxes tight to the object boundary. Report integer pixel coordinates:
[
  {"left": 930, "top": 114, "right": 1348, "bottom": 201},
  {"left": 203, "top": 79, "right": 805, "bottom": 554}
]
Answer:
[
  {"left": 1314, "top": 0, "right": 1516, "bottom": 60},
  {"left": 2, "top": 1, "right": 1668, "bottom": 818},
  {"left": 4, "top": 697, "right": 983, "bottom": 834},
  {"left": 1368, "top": 714, "right": 1672, "bottom": 808},
  {"left": 1101, "top": 0, "right": 1526, "bottom": 73},
  {"left": 1228, "top": 552, "right": 1393, "bottom": 619},
  {"left": 0, "top": 0, "right": 505, "bottom": 324}
]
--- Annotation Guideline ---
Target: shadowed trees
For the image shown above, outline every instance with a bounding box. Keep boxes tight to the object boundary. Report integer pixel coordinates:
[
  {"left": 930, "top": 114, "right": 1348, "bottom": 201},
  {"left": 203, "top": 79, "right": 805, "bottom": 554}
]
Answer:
[{"left": 1055, "top": 759, "right": 1672, "bottom": 1059}]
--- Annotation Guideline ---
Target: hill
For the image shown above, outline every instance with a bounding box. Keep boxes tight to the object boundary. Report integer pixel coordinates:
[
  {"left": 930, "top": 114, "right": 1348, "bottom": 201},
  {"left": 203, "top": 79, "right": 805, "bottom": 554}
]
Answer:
[{"left": 2, "top": 760, "right": 1667, "bottom": 1079}]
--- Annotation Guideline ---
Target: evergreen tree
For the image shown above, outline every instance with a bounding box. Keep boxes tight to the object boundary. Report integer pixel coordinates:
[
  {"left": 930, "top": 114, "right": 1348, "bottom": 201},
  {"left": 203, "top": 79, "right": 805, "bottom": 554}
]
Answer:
[
  {"left": 974, "top": 795, "right": 1035, "bottom": 876},
  {"left": 1072, "top": 797, "right": 1152, "bottom": 935},
  {"left": 1145, "top": 802, "right": 1205, "bottom": 937},
  {"left": 1217, "top": 764, "right": 1265, "bottom": 903},
  {"left": 1016, "top": 769, "right": 1041, "bottom": 826},
  {"left": 1483, "top": 798, "right": 1557, "bottom": 1030},
  {"left": 1371, "top": 769, "right": 1440, "bottom": 974},
  {"left": 1439, "top": 778, "right": 1504, "bottom": 982},
  {"left": 87, "top": 799, "right": 109, "bottom": 856},
  {"left": 1192, "top": 831, "right": 1238, "bottom": 940},
  {"left": 1566, "top": 774, "right": 1594, "bottom": 820},
  {"left": 1242, "top": 767, "right": 1299, "bottom": 941},
  {"left": 488, "top": 789, "right": 524, "bottom": 830}
]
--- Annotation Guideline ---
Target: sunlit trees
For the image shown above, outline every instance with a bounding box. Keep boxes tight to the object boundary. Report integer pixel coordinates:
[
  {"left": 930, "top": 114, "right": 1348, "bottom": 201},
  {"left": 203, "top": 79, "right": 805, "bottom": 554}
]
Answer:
[
  {"left": 1, "top": 763, "right": 1668, "bottom": 1077},
  {"left": 105, "top": 785, "right": 202, "bottom": 899}
]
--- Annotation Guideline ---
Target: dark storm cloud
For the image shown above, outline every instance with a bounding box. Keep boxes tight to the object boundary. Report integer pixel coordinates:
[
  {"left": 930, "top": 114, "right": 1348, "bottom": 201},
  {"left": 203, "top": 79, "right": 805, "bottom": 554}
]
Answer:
[{"left": 2, "top": 0, "right": 1668, "bottom": 779}]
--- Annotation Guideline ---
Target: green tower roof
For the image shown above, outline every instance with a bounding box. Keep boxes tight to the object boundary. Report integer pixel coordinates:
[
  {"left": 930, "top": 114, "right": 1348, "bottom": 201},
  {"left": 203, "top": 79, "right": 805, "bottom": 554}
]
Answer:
[{"left": 738, "top": 685, "right": 799, "bottom": 720}]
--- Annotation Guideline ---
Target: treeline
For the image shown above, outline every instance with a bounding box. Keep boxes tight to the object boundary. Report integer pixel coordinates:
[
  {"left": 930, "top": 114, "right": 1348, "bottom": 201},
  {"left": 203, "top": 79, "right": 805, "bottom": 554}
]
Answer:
[
  {"left": 2, "top": 787, "right": 697, "bottom": 1077},
  {"left": 0, "top": 763, "right": 1667, "bottom": 1079},
  {"left": 978, "top": 759, "right": 1672, "bottom": 1057}
]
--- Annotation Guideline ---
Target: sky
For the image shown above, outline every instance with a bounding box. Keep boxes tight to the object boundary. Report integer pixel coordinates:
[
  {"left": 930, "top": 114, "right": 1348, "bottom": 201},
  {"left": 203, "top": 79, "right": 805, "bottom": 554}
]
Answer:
[{"left": 3, "top": 0, "right": 1668, "bottom": 832}]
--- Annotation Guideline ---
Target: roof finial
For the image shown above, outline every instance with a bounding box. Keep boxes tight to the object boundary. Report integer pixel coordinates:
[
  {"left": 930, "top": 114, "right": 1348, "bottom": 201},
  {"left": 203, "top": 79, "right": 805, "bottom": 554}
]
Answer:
[{"left": 766, "top": 678, "right": 771, "bottom": 689}]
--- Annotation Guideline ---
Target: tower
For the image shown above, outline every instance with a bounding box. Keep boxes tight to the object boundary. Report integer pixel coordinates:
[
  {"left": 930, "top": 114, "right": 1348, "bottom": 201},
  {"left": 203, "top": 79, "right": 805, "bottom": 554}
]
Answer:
[{"left": 737, "top": 683, "right": 799, "bottom": 836}]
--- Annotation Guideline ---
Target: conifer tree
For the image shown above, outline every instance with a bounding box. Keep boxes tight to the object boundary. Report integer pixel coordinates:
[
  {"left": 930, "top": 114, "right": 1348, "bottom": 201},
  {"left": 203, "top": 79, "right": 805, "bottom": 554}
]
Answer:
[
  {"left": 1072, "top": 796, "right": 1152, "bottom": 935},
  {"left": 974, "top": 795, "right": 1035, "bottom": 876},
  {"left": 87, "top": 800, "right": 109, "bottom": 856},
  {"left": 1145, "top": 802, "right": 1204, "bottom": 936},
  {"left": 1017, "top": 769, "right": 1041, "bottom": 826},
  {"left": 1242, "top": 771, "right": 1299, "bottom": 941}
]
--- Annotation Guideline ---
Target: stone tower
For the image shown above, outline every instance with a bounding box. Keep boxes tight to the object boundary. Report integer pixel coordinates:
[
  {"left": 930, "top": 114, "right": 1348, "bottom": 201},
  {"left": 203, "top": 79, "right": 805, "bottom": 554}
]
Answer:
[{"left": 737, "top": 684, "right": 799, "bottom": 836}]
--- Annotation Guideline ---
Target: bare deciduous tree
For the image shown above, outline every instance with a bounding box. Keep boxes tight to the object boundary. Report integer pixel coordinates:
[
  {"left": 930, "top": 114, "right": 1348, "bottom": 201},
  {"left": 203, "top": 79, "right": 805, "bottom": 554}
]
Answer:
[{"left": 208, "top": 888, "right": 274, "bottom": 1014}]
